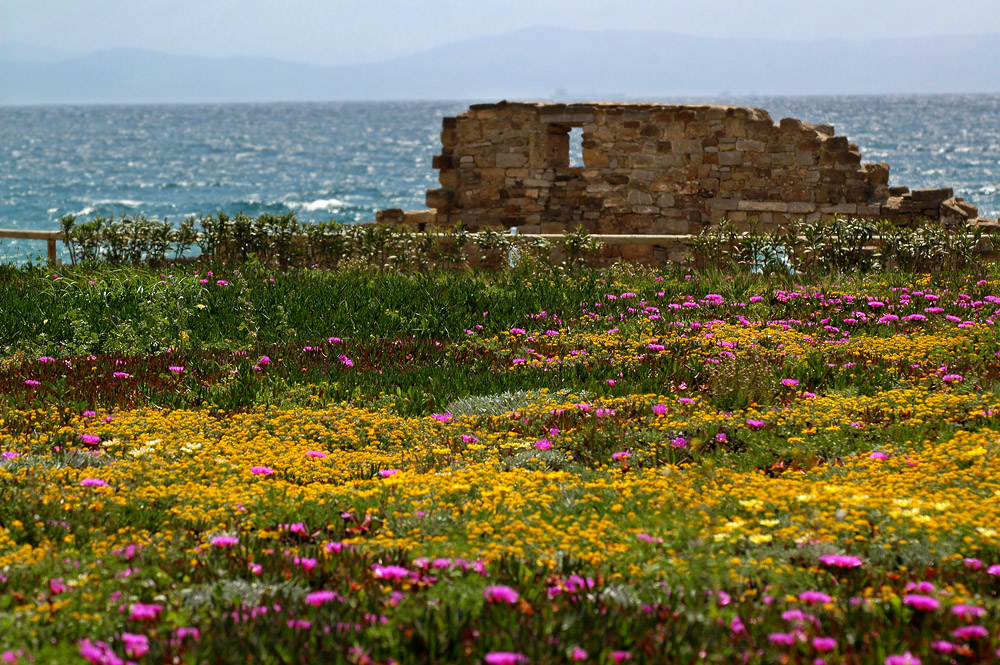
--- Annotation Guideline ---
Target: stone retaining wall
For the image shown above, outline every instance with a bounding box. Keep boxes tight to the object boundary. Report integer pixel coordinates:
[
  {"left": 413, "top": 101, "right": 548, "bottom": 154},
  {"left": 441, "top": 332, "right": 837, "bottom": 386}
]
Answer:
[{"left": 377, "top": 102, "right": 994, "bottom": 253}]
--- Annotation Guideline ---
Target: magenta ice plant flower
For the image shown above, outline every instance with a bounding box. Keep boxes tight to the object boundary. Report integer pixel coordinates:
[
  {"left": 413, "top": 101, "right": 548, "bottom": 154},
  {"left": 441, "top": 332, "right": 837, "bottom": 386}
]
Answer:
[
  {"left": 80, "top": 478, "right": 108, "bottom": 487},
  {"left": 484, "top": 585, "right": 520, "bottom": 604},
  {"left": 121, "top": 632, "right": 150, "bottom": 658},
  {"left": 250, "top": 465, "right": 274, "bottom": 476},
  {"left": 885, "top": 652, "right": 920, "bottom": 665},
  {"left": 903, "top": 594, "right": 940, "bottom": 611},
  {"left": 210, "top": 535, "right": 238, "bottom": 547},
  {"left": 819, "top": 554, "right": 863, "bottom": 568},
  {"left": 129, "top": 602, "right": 163, "bottom": 620},
  {"left": 484, "top": 653, "right": 529, "bottom": 665}
]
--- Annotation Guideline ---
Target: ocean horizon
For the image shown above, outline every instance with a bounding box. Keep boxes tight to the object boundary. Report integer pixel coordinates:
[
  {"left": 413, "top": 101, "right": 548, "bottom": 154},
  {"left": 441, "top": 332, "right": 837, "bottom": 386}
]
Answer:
[{"left": 2, "top": 95, "right": 998, "bottom": 262}]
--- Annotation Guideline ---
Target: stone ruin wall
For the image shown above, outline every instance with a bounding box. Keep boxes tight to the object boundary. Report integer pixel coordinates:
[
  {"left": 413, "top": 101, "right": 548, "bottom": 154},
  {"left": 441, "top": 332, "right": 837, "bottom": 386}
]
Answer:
[{"left": 377, "top": 101, "right": 991, "bottom": 261}]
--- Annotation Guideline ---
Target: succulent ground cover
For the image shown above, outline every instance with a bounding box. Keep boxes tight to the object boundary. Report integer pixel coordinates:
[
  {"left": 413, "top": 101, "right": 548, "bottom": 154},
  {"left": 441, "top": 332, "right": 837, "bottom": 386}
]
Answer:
[{"left": 2, "top": 261, "right": 1000, "bottom": 664}]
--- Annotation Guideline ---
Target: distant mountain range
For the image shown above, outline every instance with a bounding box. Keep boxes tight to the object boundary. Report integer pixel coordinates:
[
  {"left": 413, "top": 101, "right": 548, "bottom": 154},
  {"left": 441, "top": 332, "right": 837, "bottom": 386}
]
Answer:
[{"left": 1, "top": 27, "right": 998, "bottom": 105}]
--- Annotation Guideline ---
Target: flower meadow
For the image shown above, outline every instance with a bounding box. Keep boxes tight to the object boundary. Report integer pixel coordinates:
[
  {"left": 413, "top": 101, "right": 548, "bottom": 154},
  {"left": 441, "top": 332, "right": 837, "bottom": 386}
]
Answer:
[{"left": 2, "top": 261, "right": 1000, "bottom": 664}]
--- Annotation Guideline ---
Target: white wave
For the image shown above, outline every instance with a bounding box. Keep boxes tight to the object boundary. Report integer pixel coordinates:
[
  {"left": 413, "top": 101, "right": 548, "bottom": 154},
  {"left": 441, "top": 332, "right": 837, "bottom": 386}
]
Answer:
[
  {"left": 91, "top": 199, "right": 143, "bottom": 207},
  {"left": 288, "top": 198, "right": 346, "bottom": 212}
]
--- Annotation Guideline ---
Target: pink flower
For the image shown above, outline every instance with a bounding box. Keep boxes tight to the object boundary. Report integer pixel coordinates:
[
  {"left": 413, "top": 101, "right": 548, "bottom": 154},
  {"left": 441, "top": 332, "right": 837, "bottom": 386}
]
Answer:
[
  {"left": 121, "top": 632, "right": 150, "bottom": 657},
  {"left": 48, "top": 578, "right": 67, "bottom": 594},
  {"left": 746, "top": 419, "right": 765, "bottom": 428},
  {"left": 372, "top": 564, "right": 411, "bottom": 581},
  {"left": 652, "top": 403, "right": 667, "bottom": 415},
  {"left": 885, "top": 652, "right": 920, "bottom": 665},
  {"left": 294, "top": 556, "right": 317, "bottom": 571},
  {"left": 903, "top": 594, "right": 939, "bottom": 611},
  {"left": 279, "top": 522, "right": 308, "bottom": 535},
  {"left": 951, "top": 625, "right": 988, "bottom": 640},
  {"left": 129, "top": 602, "right": 163, "bottom": 620},
  {"left": 24, "top": 379, "right": 41, "bottom": 387},
  {"left": 1, "top": 451, "right": 19, "bottom": 460},
  {"left": 78, "top": 640, "right": 116, "bottom": 665},
  {"left": 819, "top": 554, "right": 863, "bottom": 568},
  {"left": 963, "top": 557, "right": 982, "bottom": 570},
  {"left": 379, "top": 469, "right": 400, "bottom": 477},
  {"left": 534, "top": 439, "right": 552, "bottom": 451},
  {"left": 813, "top": 637, "right": 837, "bottom": 652},
  {"left": 79, "top": 434, "right": 101, "bottom": 445},
  {"left": 80, "top": 478, "right": 108, "bottom": 487},
  {"left": 484, "top": 585, "right": 520, "bottom": 604},
  {"left": 768, "top": 632, "right": 796, "bottom": 645},
  {"left": 112, "top": 372, "right": 130, "bottom": 378},
  {"left": 606, "top": 379, "right": 616, "bottom": 386},
  {"left": 671, "top": 436, "right": 687, "bottom": 448},
  {"left": 781, "top": 378, "right": 799, "bottom": 387},
  {"left": 987, "top": 564, "right": 1000, "bottom": 576},
  {"left": 1, "top": 649, "right": 24, "bottom": 664},
  {"left": 250, "top": 465, "right": 274, "bottom": 476},
  {"left": 210, "top": 535, "right": 238, "bottom": 547},
  {"left": 611, "top": 451, "right": 630, "bottom": 461},
  {"left": 431, "top": 413, "right": 452, "bottom": 423},
  {"left": 799, "top": 591, "right": 833, "bottom": 605},
  {"left": 168, "top": 366, "right": 185, "bottom": 373},
  {"left": 570, "top": 647, "right": 588, "bottom": 661},
  {"left": 305, "top": 590, "right": 339, "bottom": 606},
  {"left": 611, "top": 652, "right": 631, "bottom": 663},
  {"left": 952, "top": 604, "right": 986, "bottom": 619},
  {"left": 942, "top": 373, "right": 963, "bottom": 383},
  {"left": 338, "top": 354, "right": 354, "bottom": 367},
  {"left": 484, "top": 653, "right": 529, "bottom": 665},
  {"left": 869, "top": 452, "right": 889, "bottom": 460},
  {"left": 930, "top": 641, "right": 954, "bottom": 653},
  {"left": 258, "top": 356, "right": 270, "bottom": 365},
  {"left": 305, "top": 450, "right": 327, "bottom": 458},
  {"left": 173, "top": 627, "right": 200, "bottom": 644}
]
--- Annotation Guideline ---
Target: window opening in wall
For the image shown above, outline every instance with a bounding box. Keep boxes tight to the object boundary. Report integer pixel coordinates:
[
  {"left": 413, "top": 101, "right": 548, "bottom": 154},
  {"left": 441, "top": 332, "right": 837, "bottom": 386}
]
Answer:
[{"left": 569, "top": 127, "right": 584, "bottom": 167}]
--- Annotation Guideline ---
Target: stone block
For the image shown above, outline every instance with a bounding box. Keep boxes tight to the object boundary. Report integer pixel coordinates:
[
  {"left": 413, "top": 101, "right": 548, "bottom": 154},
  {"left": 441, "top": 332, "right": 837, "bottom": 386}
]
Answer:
[
  {"left": 735, "top": 139, "right": 765, "bottom": 152},
  {"left": 787, "top": 202, "right": 815, "bottom": 214},
  {"left": 426, "top": 188, "right": 455, "bottom": 210},
  {"left": 910, "top": 187, "right": 953, "bottom": 202},
  {"left": 718, "top": 150, "right": 745, "bottom": 166},
  {"left": 862, "top": 162, "right": 890, "bottom": 186},
  {"left": 582, "top": 147, "right": 609, "bottom": 168},
  {"left": 496, "top": 153, "right": 527, "bottom": 168},
  {"left": 626, "top": 190, "right": 653, "bottom": 205}
]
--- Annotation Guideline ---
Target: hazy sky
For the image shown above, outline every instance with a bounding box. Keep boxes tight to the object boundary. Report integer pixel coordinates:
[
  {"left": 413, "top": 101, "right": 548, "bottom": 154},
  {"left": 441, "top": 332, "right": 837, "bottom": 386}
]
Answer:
[{"left": 3, "top": 0, "right": 1000, "bottom": 65}]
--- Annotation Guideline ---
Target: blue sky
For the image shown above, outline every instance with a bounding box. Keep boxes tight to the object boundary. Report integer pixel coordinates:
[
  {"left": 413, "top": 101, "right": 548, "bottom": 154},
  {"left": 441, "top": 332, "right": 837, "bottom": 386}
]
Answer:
[{"left": 2, "top": 0, "right": 999, "bottom": 65}]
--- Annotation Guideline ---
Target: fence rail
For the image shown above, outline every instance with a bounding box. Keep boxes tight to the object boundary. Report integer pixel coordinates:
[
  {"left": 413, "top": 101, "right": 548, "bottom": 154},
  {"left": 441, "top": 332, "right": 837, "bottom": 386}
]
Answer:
[{"left": 0, "top": 229, "right": 61, "bottom": 264}]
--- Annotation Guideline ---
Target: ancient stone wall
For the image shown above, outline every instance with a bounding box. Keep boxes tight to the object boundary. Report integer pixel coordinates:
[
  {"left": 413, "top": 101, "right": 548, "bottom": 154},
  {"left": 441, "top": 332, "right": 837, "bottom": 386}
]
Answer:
[{"left": 377, "top": 102, "right": 987, "bottom": 245}]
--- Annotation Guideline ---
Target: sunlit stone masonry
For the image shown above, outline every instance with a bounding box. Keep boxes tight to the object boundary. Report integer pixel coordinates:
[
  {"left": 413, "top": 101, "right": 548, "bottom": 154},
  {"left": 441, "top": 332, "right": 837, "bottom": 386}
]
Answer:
[{"left": 378, "top": 101, "right": 994, "bottom": 258}]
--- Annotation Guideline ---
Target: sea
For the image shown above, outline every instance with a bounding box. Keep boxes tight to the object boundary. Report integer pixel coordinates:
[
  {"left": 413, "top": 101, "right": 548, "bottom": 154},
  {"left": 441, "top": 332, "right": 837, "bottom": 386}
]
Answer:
[{"left": 1, "top": 95, "right": 999, "bottom": 262}]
